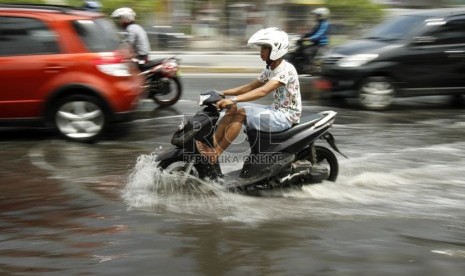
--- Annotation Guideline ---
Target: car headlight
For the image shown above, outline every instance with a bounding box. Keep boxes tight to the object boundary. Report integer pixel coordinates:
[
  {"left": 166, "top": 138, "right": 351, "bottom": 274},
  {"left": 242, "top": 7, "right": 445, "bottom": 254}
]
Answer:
[{"left": 337, "top": 54, "right": 378, "bottom": 68}]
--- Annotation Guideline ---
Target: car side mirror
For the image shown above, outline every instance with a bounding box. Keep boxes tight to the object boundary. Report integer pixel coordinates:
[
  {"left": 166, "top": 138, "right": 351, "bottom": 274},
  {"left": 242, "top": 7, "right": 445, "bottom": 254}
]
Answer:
[{"left": 412, "top": 36, "right": 436, "bottom": 45}]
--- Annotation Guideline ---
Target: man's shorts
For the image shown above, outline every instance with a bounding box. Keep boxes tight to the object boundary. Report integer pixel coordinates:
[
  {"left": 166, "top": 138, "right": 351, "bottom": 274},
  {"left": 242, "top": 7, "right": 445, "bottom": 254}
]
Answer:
[{"left": 239, "top": 103, "right": 292, "bottom": 132}]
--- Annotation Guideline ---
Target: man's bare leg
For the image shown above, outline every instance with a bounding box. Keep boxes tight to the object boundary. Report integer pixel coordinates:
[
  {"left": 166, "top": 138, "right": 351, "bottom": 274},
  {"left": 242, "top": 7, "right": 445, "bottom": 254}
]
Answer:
[
  {"left": 214, "top": 110, "right": 235, "bottom": 147},
  {"left": 215, "top": 107, "right": 245, "bottom": 149},
  {"left": 215, "top": 111, "right": 245, "bottom": 155},
  {"left": 196, "top": 107, "right": 246, "bottom": 163}
]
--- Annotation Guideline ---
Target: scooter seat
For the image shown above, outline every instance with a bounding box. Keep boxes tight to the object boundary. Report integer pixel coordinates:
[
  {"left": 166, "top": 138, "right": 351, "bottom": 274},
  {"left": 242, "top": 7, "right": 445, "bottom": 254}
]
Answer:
[
  {"left": 248, "top": 113, "right": 323, "bottom": 142},
  {"left": 139, "top": 58, "right": 165, "bottom": 70}
]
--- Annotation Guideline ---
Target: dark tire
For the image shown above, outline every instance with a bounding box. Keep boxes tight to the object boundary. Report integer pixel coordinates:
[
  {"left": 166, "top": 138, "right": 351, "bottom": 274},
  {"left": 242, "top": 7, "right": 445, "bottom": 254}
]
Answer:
[
  {"left": 52, "top": 95, "right": 109, "bottom": 143},
  {"left": 314, "top": 146, "right": 339, "bottom": 181},
  {"left": 157, "top": 158, "right": 215, "bottom": 195},
  {"left": 450, "top": 94, "right": 464, "bottom": 108},
  {"left": 158, "top": 158, "right": 204, "bottom": 178},
  {"left": 150, "top": 76, "right": 182, "bottom": 107},
  {"left": 358, "top": 76, "right": 396, "bottom": 111}
]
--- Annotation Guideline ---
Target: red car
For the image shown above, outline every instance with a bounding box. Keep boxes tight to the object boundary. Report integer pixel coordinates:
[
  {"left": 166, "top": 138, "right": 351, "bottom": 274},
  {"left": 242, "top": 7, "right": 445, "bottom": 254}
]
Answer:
[{"left": 0, "top": 4, "right": 143, "bottom": 142}]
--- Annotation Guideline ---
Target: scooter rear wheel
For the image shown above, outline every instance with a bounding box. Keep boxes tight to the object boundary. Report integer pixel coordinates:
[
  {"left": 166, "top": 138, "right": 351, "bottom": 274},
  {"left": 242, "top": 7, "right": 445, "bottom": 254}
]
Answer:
[
  {"left": 150, "top": 76, "right": 182, "bottom": 107},
  {"left": 313, "top": 146, "right": 339, "bottom": 181}
]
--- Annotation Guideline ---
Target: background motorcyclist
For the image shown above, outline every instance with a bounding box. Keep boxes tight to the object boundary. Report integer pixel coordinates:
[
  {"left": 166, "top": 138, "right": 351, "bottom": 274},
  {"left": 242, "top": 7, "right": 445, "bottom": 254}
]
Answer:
[
  {"left": 196, "top": 27, "right": 302, "bottom": 164},
  {"left": 111, "top": 7, "right": 151, "bottom": 65},
  {"left": 299, "top": 7, "right": 330, "bottom": 72}
]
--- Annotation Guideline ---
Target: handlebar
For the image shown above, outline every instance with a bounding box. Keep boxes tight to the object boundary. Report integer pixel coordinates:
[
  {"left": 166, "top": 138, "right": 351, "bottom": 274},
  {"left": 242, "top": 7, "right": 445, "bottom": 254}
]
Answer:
[{"left": 199, "top": 89, "right": 224, "bottom": 106}]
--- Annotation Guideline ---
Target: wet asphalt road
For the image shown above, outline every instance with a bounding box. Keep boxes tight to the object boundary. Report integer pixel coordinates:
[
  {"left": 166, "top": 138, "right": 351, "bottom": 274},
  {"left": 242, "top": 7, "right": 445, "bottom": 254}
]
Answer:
[{"left": 0, "top": 75, "right": 464, "bottom": 275}]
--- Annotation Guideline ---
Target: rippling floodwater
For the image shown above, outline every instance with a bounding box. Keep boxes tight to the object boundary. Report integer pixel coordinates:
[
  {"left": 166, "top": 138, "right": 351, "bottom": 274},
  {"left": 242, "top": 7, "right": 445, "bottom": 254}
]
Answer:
[{"left": 1, "top": 104, "right": 464, "bottom": 275}]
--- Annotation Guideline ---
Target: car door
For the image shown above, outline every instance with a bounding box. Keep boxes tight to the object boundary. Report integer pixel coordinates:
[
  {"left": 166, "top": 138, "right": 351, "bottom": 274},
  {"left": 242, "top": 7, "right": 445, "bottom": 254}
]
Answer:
[
  {"left": 400, "top": 15, "right": 465, "bottom": 94},
  {"left": 0, "top": 16, "right": 61, "bottom": 118},
  {"left": 434, "top": 16, "right": 465, "bottom": 89}
]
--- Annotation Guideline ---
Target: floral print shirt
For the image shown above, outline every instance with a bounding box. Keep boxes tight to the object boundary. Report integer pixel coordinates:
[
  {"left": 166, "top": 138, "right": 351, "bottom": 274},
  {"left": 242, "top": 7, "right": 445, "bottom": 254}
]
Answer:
[{"left": 258, "top": 60, "right": 302, "bottom": 124}]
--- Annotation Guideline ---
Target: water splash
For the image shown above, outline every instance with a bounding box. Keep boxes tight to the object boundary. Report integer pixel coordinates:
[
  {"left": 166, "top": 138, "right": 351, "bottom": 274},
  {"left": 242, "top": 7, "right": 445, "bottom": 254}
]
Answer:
[
  {"left": 122, "top": 153, "right": 249, "bottom": 217},
  {"left": 431, "top": 249, "right": 465, "bottom": 258},
  {"left": 122, "top": 138, "right": 465, "bottom": 223}
]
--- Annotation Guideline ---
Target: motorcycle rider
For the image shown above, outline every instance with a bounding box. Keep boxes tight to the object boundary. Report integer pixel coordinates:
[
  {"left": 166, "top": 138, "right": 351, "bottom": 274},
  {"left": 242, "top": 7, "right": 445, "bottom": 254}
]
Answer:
[
  {"left": 111, "top": 7, "right": 151, "bottom": 64},
  {"left": 196, "top": 27, "right": 302, "bottom": 164},
  {"left": 299, "top": 7, "right": 330, "bottom": 72}
]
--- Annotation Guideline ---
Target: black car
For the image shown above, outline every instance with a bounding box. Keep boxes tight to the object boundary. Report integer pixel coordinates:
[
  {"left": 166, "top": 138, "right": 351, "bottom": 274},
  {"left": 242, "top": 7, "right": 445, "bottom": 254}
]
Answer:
[{"left": 317, "top": 8, "right": 465, "bottom": 110}]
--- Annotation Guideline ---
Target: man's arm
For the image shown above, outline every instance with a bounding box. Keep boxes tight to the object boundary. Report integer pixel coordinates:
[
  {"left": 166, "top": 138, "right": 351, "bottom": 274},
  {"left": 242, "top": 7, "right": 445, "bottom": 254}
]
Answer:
[
  {"left": 126, "top": 27, "right": 136, "bottom": 46},
  {"left": 218, "top": 80, "right": 282, "bottom": 109},
  {"left": 236, "top": 80, "right": 281, "bottom": 102},
  {"left": 309, "top": 21, "right": 329, "bottom": 42},
  {"left": 222, "top": 79, "right": 263, "bottom": 96}
]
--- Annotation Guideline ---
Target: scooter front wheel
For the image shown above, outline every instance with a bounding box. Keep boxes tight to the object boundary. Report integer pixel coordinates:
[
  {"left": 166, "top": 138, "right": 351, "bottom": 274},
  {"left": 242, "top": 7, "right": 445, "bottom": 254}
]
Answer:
[
  {"left": 158, "top": 159, "right": 201, "bottom": 178},
  {"left": 156, "top": 159, "right": 218, "bottom": 195}
]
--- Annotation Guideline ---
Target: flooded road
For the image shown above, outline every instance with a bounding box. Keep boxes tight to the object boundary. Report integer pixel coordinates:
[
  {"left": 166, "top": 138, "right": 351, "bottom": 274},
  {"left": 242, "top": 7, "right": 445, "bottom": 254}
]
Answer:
[{"left": 1, "top": 97, "right": 464, "bottom": 275}]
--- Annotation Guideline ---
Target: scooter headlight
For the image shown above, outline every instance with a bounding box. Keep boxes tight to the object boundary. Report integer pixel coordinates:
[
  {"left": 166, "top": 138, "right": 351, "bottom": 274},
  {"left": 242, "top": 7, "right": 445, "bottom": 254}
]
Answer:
[{"left": 337, "top": 54, "right": 378, "bottom": 68}]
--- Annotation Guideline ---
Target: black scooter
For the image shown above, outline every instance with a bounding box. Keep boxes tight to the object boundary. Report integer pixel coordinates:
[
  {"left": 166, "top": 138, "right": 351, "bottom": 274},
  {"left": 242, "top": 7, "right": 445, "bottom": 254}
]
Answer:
[{"left": 155, "top": 90, "right": 346, "bottom": 195}]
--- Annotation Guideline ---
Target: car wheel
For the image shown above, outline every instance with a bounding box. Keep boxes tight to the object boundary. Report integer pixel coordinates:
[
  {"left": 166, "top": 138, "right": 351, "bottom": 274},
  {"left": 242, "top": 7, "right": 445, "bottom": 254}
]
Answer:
[
  {"left": 358, "top": 77, "right": 396, "bottom": 110},
  {"left": 52, "top": 95, "right": 108, "bottom": 143}
]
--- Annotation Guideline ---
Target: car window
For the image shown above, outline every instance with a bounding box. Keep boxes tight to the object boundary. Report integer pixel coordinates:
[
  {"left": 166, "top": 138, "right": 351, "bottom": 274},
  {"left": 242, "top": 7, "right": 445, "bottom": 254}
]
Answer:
[
  {"left": 421, "top": 17, "right": 465, "bottom": 45},
  {"left": 363, "top": 15, "right": 426, "bottom": 41},
  {"left": 0, "top": 16, "right": 60, "bottom": 56},
  {"left": 72, "top": 18, "right": 121, "bottom": 52}
]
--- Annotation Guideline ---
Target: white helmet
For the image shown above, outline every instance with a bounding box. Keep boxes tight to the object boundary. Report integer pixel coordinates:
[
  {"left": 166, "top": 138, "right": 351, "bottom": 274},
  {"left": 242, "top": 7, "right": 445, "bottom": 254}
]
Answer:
[
  {"left": 83, "top": 1, "right": 101, "bottom": 12},
  {"left": 247, "top": 27, "right": 289, "bottom": 61},
  {"left": 312, "top": 7, "right": 330, "bottom": 19},
  {"left": 111, "top": 7, "right": 136, "bottom": 21}
]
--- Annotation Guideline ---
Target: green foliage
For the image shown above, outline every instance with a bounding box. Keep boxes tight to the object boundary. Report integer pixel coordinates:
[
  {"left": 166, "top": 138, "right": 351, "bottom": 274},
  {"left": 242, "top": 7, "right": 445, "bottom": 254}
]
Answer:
[
  {"left": 0, "top": 0, "right": 45, "bottom": 3},
  {"left": 327, "top": 0, "right": 385, "bottom": 26},
  {"left": 0, "top": 0, "right": 157, "bottom": 17},
  {"left": 0, "top": 0, "right": 79, "bottom": 6},
  {"left": 51, "top": 0, "right": 158, "bottom": 17},
  {"left": 92, "top": 0, "right": 157, "bottom": 17},
  {"left": 1, "top": 0, "right": 386, "bottom": 29}
]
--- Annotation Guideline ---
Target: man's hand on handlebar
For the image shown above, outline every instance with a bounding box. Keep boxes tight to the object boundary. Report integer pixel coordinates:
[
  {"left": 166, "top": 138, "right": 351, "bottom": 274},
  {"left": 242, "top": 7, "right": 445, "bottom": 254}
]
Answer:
[{"left": 216, "top": 98, "right": 236, "bottom": 111}]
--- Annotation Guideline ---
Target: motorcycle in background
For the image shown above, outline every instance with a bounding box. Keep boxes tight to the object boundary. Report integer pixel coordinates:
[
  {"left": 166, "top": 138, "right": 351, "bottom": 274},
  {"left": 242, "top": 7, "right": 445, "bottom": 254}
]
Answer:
[
  {"left": 137, "top": 56, "right": 182, "bottom": 107},
  {"left": 285, "top": 38, "right": 325, "bottom": 75},
  {"left": 117, "top": 30, "right": 183, "bottom": 107}
]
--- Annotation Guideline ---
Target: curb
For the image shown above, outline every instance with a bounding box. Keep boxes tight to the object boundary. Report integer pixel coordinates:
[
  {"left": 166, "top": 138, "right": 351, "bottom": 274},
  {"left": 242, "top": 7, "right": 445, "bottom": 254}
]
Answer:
[
  {"left": 152, "top": 51, "right": 257, "bottom": 56},
  {"left": 180, "top": 66, "right": 261, "bottom": 74},
  {"left": 151, "top": 51, "right": 262, "bottom": 74}
]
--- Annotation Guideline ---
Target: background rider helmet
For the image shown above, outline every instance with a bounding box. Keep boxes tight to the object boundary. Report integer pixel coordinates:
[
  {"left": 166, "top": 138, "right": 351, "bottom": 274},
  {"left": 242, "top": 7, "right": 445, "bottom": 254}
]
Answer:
[
  {"left": 111, "top": 7, "right": 136, "bottom": 27},
  {"left": 312, "top": 7, "right": 330, "bottom": 19},
  {"left": 82, "top": 1, "right": 101, "bottom": 12}
]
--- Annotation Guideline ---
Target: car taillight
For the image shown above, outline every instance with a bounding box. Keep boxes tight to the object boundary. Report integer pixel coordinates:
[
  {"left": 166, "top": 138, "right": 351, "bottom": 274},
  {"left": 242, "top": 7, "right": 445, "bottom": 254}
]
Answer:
[
  {"left": 162, "top": 61, "right": 179, "bottom": 78},
  {"left": 94, "top": 52, "right": 131, "bottom": 77},
  {"left": 313, "top": 78, "right": 332, "bottom": 91}
]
